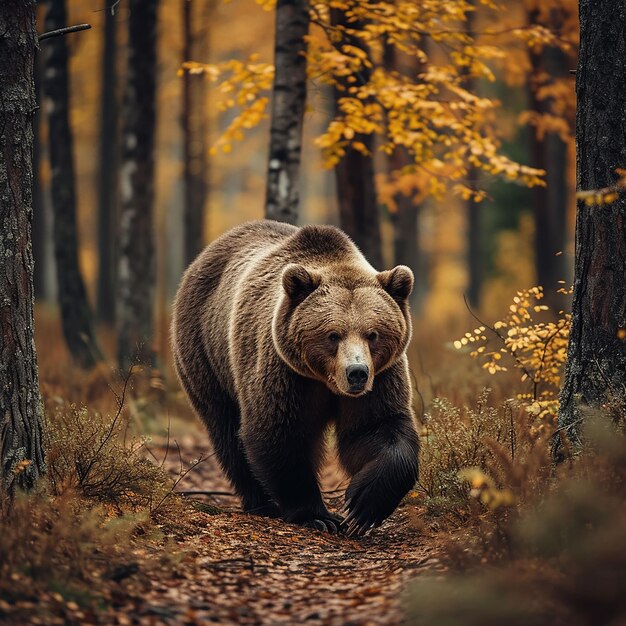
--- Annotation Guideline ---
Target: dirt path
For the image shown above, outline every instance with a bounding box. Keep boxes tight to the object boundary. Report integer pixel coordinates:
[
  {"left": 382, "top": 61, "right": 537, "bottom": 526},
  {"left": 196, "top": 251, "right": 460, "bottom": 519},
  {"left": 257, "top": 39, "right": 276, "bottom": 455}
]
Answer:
[{"left": 119, "top": 438, "right": 444, "bottom": 626}]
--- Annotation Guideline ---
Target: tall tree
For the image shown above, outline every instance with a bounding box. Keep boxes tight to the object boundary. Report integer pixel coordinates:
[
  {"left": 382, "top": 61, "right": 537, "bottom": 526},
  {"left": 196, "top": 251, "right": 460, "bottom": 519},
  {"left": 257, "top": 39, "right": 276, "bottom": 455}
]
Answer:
[
  {"left": 32, "top": 45, "right": 48, "bottom": 302},
  {"left": 464, "top": 4, "right": 481, "bottom": 309},
  {"left": 558, "top": 0, "right": 626, "bottom": 442},
  {"left": 0, "top": 0, "right": 45, "bottom": 491},
  {"left": 528, "top": 7, "right": 570, "bottom": 310},
  {"left": 384, "top": 40, "right": 424, "bottom": 306},
  {"left": 466, "top": 166, "right": 482, "bottom": 308},
  {"left": 264, "top": 0, "right": 309, "bottom": 224},
  {"left": 43, "top": 0, "right": 102, "bottom": 369},
  {"left": 331, "top": 8, "right": 382, "bottom": 269},
  {"left": 182, "top": 0, "right": 210, "bottom": 266},
  {"left": 117, "top": 0, "right": 159, "bottom": 369},
  {"left": 96, "top": 5, "right": 118, "bottom": 324}
]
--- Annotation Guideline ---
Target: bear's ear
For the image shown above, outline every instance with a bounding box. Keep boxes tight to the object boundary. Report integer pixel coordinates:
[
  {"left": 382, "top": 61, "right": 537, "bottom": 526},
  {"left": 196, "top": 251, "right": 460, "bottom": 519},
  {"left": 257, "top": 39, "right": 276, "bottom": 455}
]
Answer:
[
  {"left": 282, "top": 264, "right": 321, "bottom": 303},
  {"left": 377, "top": 265, "right": 414, "bottom": 302}
]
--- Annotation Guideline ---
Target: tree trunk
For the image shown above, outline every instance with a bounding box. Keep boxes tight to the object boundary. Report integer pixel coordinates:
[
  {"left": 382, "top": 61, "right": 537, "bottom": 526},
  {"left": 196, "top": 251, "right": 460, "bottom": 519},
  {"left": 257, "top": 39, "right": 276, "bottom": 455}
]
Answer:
[
  {"left": 383, "top": 43, "right": 421, "bottom": 304},
  {"left": 466, "top": 166, "right": 482, "bottom": 308},
  {"left": 32, "top": 47, "right": 48, "bottom": 301},
  {"left": 43, "top": 0, "right": 102, "bottom": 369},
  {"left": 96, "top": 5, "right": 118, "bottom": 324},
  {"left": 117, "top": 0, "right": 158, "bottom": 370},
  {"left": 182, "top": 0, "right": 210, "bottom": 267},
  {"left": 331, "top": 9, "right": 382, "bottom": 269},
  {"left": 264, "top": 0, "right": 309, "bottom": 224},
  {"left": 464, "top": 4, "right": 481, "bottom": 309},
  {"left": 0, "top": 0, "right": 45, "bottom": 492},
  {"left": 528, "top": 9, "right": 569, "bottom": 310},
  {"left": 558, "top": 0, "right": 626, "bottom": 442}
]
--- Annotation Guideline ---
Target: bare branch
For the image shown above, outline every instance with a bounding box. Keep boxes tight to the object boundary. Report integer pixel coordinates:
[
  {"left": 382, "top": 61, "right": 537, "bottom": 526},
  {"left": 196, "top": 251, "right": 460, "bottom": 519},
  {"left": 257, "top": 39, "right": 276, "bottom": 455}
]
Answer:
[{"left": 39, "top": 23, "right": 91, "bottom": 42}]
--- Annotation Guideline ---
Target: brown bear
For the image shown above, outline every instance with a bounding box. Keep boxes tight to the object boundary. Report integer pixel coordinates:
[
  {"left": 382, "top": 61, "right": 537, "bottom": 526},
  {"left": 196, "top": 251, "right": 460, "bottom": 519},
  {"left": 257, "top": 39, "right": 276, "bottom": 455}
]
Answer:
[{"left": 171, "top": 220, "right": 419, "bottom": 534}]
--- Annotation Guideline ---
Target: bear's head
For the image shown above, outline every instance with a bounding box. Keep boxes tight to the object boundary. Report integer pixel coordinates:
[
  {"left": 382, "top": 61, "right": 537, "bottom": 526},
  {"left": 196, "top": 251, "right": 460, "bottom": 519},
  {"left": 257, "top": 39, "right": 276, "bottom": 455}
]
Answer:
[{"left": 272, "top": 263, "right": 413, "bottom": 396}]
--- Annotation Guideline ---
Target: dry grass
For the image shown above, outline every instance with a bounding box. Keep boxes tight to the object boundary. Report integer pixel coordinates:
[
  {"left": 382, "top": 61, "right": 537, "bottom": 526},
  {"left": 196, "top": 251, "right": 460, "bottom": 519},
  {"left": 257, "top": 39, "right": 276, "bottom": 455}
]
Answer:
[
  {"left": 407, "top": 413, "right": 626, "bottom": 626},
  {"left": 0, "top": 310, "right": 202, "bottom": 621},
  {"left": 24, "top": 301, "right": 625, "bottom": 625}
]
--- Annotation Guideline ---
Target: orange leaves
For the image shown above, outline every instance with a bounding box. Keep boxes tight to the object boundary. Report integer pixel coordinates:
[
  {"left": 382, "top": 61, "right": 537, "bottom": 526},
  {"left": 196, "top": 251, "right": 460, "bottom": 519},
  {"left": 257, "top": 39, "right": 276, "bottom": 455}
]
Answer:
[
  {"left": 308, "top": 0, "right": 547, "bottom": 191},
  {"left": 182, "top": 0, "right": 555, "bottom": 198},
  {"left": 181, "top": 56, "right": 274, "bottom": 154},
  {"left": 576, "top": 168, "right": 626, "bottom": 207},
  {"left": 454, "top": 286, "right": 571, "bottom": 422}
]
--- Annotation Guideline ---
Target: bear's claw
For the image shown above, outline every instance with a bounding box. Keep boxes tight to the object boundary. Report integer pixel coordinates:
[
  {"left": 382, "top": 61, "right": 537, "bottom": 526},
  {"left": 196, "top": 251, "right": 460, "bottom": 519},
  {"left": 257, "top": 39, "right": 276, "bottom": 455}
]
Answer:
[
  {"left": 286, "top": 510, "right": 344, "bottom": 534},
  {"left": 303, "top": 517, "right": 341, "bottom": 534}
]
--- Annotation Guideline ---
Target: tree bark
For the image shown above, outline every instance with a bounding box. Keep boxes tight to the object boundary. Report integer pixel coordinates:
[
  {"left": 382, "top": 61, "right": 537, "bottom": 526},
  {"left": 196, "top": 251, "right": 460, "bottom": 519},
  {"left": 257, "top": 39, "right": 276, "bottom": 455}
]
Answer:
[
  {"left": 528, "top": 9, "right": 569, "bottom": 310},
  {"left": 182, "top": 0, "right": 210, "bottom": 267},
  {"left": 558, "top": 0, "right": 626, "bottom": 442},
  {"left": 43, "top": 0, "right": 102, "bottom": 369},
  {"left": 96, "top": 5, "right": 118, "bottom": 324},
  {"left": 383, "top": 43, "right": 421, "bottom": 304},
  {"left": 464, "top": 4, "right": 481, "bottom": 309},
  {"left": 117, "top": 0, "right": 158, "bottom": 370},
  {"left": 0, "top": 0, "right": 46, "bottom": 491},
  {"left": 264, "top": 0, "right": 309, "bottom": 224},
  {"left": 466, "top": 166, "right": 481, "bottom": 308},
  {"left": 331, "top": 9, "right": 382, "bottom": 269},
  {"left": 32, "top": 47, "right": 48, "bottom": 301}
]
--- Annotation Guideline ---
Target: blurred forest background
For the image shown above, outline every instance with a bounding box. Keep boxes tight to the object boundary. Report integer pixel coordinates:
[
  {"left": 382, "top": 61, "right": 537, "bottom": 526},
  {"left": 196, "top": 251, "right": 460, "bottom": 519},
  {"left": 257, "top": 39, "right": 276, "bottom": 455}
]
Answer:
[
  {"left": 6, "top": 1, "right": 626, "bottom": 624},
  {"left": 32, "top": 0, "right": 577, "bottom": 379}
]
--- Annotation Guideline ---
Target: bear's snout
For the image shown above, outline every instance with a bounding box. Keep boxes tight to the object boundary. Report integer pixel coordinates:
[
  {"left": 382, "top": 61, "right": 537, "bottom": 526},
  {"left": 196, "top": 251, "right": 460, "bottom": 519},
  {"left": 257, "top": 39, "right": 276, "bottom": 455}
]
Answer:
[{"left": 346, "top": 363, "right": 369, "bottom": 393}]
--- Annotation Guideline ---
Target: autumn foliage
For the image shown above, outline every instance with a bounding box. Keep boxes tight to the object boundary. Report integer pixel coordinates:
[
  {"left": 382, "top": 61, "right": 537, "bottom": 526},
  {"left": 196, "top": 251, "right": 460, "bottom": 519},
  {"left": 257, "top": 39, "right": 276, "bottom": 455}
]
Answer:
[
  {"left": 182, "top": 0, "right": 565, "bottom": 205},
  {"left": 455, "top": 286, "right": 571, "bottom": 421}
]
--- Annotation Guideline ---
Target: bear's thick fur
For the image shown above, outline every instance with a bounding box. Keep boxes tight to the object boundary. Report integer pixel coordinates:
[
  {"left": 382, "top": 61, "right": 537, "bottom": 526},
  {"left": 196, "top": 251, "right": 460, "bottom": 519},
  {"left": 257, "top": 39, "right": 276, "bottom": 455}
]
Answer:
[{"left": 171, "top": 220, "right": 419, "bottom": 534}]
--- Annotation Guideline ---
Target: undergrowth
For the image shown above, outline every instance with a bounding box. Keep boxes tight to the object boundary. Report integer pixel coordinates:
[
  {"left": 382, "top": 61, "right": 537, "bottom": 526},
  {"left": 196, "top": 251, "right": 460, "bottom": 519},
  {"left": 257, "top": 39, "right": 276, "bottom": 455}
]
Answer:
[
  {"left": 0, "top": 370, "right": 198, "bottom": 623},
  {"left": 408, "top": 413, "right": 626, "bottom": 626},
  {"left": 417, "top": 388, "right": 551, "bottom": 526},
  {"left": 408, "top": 288, "right": 626, "bottom": 625},
  {"left": 454, "top": 285, "right": 571, "bottom": 423}
]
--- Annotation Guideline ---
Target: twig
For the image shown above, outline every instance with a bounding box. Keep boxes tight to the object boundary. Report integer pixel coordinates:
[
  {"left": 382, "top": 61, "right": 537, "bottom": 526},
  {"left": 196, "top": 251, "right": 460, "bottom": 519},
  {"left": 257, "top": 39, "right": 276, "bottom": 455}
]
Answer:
[
  {"left": 151, "top": 452, "right": 209, "bottom": 513},
  {"left": 39, "top": 24, "right": 91, "bottom": 41},
  {"left": 534, "top": 317, "right": 569, "bottom": 398},
  {"left": 177, "top": 490, "right": 236, "bottom": 497},
  {"left": 93, "top": 1, "right": 123, "bottom": 15},
  {"left": 551, "top": 416, "right": 584, "bottom": 434},
  {"left": 462, "top": 294, "right": 537, "bottom": 386},
  {"left": 79, "top": 365, "right": 133, "bottom": 488}
]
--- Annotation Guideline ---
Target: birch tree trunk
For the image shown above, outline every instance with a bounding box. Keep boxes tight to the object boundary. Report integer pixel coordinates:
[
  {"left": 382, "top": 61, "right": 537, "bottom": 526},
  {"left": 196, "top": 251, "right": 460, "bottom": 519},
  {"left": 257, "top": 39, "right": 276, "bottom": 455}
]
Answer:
[
  {"left": 0, "top": 0, "right": 46, "bottom": 492},
  {"left": 117, "top": 0, "right": 158, "bottom": 369},
  {"left": 43, "top": 0, "right": 102, "bottom": 369},
  {"left": 558, "top": 0, "right": 626, "bottom": 443},
  {"left": 331, "top": 9, "right": 382, "bottom": 269},
  {"left": 264, "top": 0, "right": 309, "bottom": 224},
  {"left": 96, "top": 5, "right": 118, "bottom": 324}
]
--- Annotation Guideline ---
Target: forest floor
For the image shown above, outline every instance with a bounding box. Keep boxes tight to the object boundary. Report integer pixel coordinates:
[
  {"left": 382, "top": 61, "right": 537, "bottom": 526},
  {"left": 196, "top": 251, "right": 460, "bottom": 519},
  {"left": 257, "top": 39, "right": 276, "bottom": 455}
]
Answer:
[
  {"left": 7, "top": 312, "right": 624, "bottom": 625},
  {"left": 108, "top": 435, "right": 445, "bottom": 626},
  {"left": 2, "top": 312, "right": 458, "bottom": 626}
]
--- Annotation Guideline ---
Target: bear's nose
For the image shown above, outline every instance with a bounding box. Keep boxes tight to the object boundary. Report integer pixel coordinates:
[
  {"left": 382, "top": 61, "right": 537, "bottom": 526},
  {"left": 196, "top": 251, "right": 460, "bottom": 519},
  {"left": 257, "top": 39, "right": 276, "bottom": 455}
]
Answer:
[{"left": 346, "top": 364, "right": 369, "bottom": 391}]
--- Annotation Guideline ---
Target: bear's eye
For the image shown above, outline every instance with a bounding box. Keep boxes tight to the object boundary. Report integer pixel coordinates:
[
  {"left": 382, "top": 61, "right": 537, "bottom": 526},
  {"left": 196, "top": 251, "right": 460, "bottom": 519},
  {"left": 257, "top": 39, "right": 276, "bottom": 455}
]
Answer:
[
  {"left": 328, "top": 332, "right": 341, "bottom": 343},
  {"left": 366, "top": 331, "right": 379, "bottom": 342}
]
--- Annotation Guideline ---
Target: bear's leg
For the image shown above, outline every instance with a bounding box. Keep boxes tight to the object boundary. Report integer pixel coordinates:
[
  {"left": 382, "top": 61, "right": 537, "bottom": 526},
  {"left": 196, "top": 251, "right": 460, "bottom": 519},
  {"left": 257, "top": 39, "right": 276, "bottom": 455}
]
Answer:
[
  {"left": 175, "top": 355, "right": 279, "bottom": 517},
  {"left": 336, "top": 364, "right": 419, "bottom": 535},
  {"left": 337, "top": 415, "right": 418, "bottom": 535},
  {"left": 239, "top": 413, "right": 342, "bottom": 533},
  {"left": 209, "top": 409, "right": 281, "bottom": 518}
]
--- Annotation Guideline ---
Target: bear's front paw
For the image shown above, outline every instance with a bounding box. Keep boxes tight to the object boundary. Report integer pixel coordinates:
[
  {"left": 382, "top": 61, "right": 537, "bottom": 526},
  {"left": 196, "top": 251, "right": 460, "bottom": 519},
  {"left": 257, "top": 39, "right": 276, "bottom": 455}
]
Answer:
[
  {"left": 284, "top": 509, "right": 344, "bottom": 534},
  {"left": 343, "top": 464, "right": 404, "bottom": 537}
]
